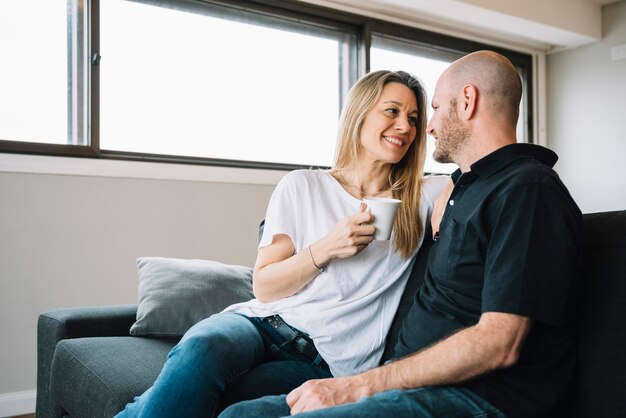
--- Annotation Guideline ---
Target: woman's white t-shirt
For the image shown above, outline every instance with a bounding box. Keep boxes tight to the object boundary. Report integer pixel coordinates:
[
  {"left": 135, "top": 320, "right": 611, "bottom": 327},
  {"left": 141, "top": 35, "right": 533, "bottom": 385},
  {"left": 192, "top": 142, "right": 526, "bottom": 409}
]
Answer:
[{"left": 225, "top": 170, "right": 447, "bottom": 376}]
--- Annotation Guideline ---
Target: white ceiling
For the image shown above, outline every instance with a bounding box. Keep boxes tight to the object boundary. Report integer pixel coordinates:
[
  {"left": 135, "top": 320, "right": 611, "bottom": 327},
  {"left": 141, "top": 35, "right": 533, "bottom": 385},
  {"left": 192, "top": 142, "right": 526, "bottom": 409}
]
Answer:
[{"left": 305, "top": 0, "right": 623, "bottom": 52}]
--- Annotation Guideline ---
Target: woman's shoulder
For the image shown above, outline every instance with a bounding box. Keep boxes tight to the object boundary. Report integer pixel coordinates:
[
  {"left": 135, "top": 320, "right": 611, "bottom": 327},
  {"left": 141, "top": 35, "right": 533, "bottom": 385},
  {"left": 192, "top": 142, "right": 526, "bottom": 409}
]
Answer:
[
  {"left": 280, "top": 169, "right": 331, "bottom": 185},
  {"left": 421, "top": 174, "right": 450, "bottom": 203}
]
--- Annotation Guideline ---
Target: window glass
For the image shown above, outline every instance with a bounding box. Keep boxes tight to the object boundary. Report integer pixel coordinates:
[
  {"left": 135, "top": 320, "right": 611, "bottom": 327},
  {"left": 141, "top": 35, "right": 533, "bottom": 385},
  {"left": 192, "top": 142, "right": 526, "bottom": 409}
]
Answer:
[
  {"left": 100, "top": 0, "right": 352, "bottom": 166},
  {"left": 0, "top": 0, "right": 68, "bottom": 144}
]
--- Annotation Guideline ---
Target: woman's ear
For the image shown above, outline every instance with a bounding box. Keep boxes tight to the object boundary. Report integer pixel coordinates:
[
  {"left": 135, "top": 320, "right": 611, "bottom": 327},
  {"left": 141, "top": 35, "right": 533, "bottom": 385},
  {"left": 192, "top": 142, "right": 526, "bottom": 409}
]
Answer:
[{"left": 460, "top": 84, "right": 478, "bottom": 120}]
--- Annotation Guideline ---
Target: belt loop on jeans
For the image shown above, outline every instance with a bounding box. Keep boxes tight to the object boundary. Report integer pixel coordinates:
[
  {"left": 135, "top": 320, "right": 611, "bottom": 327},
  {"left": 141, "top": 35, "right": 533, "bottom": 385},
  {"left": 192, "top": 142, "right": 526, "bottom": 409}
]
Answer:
[{"left": 312, "top": 353, "right": 325, "bottom": 368}]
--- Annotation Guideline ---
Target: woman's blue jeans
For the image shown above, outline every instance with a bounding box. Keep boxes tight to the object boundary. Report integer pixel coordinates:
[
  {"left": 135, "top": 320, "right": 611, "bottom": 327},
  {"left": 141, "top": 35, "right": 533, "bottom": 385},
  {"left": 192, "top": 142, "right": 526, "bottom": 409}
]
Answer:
[
  {"left": 114, "top": 312, "right": 331, "bottom": 418},
  {"left": 219, "top": 386, "right": 506, "bottom": 418}
]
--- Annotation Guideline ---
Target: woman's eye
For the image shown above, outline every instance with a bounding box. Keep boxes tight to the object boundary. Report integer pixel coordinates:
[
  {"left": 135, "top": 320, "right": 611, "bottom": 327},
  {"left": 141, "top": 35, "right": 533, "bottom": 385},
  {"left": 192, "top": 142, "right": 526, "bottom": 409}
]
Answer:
[
  {"left": 409, "top": 116, "right": 418, "bottom": 125},
  {"left": 385, "top": 108, "right": 398, "bottom": 115}
]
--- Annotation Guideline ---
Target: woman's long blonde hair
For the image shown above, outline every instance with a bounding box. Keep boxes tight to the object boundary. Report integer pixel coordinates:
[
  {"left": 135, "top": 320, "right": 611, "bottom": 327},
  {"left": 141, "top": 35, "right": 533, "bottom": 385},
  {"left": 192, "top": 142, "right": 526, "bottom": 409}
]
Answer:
[{"left": 332, "top": 70, "right": 428, "bottom": 258}]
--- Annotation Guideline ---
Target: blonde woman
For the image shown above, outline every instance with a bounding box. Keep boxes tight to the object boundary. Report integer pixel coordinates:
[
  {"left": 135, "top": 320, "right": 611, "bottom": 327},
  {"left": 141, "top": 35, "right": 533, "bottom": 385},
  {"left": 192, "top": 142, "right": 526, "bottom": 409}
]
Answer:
[{"left": 116, "top": 70, "right": 447, "bottom": 418}]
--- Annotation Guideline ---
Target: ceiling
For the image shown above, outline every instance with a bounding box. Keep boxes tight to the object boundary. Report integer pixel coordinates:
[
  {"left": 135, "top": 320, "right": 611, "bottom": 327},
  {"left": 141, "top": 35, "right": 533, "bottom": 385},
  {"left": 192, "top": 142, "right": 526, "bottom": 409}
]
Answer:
[{"left": 307, "top": 0, "right": 623, "bottom": 52}]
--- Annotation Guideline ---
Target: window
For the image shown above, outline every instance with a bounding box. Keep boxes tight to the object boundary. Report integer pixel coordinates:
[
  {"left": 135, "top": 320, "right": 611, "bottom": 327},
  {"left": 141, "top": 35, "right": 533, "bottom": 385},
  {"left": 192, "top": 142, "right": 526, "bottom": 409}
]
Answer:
[
  {"left": 0, "top": 0, "right": 532, "bottom": 173},
  {"left": 0, "top": 0, "right": 68, "bottom": 145},
  {"left": 99, "top": 0, "right": 356, "bottom": 167}
]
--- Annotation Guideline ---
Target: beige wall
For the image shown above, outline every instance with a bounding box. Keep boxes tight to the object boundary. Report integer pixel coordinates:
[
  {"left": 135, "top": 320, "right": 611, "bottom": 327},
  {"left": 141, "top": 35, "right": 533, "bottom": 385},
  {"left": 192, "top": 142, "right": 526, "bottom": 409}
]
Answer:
[
  {"left": 0, "top": 170, "right": 274, "bottom": 396},
  {"left": 547, "top": 1, "right": 626, "bottom": 213}
]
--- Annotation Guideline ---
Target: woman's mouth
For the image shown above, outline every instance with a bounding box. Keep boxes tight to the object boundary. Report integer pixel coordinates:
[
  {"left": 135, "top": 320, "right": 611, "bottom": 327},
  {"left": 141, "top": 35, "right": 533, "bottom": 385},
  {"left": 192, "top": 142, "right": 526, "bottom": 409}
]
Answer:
[{"left": 384, "top": 136, "right": 404, "bottom": 147}]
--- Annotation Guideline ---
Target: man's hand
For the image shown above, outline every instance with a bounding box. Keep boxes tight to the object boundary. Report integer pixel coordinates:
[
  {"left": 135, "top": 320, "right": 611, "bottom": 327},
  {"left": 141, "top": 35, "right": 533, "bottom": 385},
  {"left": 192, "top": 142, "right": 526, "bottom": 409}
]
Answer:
[{"left": 286, "top": 376, "right": 372, "bottom": 415}]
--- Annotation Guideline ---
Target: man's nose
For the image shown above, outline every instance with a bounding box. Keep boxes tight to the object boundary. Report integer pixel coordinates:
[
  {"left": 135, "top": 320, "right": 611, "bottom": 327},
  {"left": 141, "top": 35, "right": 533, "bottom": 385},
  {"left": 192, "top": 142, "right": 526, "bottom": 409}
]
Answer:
[{"left": 426, "top": 121, "right": 435, "bottom": 136}]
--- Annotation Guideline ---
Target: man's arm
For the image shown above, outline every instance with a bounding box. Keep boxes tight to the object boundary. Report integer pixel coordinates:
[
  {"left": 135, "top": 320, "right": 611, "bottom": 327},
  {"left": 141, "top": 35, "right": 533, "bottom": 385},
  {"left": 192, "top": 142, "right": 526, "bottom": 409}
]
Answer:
[{"left": 287, "top": 311, "right": 530, "bottom": 414}]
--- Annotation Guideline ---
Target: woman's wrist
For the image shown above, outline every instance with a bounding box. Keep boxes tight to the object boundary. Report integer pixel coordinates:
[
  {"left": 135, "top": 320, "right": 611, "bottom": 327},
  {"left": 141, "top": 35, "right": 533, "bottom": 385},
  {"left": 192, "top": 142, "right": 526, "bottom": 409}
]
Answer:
[
  {"left": 308, "top": 241, "right": 330, "bottom": 272},
  {"left": 308, "top": 246, "right": 325, "bottom": 273}
]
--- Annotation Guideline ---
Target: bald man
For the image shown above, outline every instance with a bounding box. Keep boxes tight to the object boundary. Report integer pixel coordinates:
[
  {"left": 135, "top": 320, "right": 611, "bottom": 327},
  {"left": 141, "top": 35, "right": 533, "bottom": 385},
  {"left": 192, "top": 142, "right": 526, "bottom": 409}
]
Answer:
[{"left": 221, "top": 51, "right": 583, "bottom": 418}]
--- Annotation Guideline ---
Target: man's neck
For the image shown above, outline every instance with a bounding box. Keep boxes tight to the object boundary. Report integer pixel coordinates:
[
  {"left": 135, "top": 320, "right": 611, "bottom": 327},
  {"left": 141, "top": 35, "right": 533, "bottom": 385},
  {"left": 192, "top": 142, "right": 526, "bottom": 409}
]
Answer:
[{"left": 456, "top": 133, "right": 516, "bottom": 172}]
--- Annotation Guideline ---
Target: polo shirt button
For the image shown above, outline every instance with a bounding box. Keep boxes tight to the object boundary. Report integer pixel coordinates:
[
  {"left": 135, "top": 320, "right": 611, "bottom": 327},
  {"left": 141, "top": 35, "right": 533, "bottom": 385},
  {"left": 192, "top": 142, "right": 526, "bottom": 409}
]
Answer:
[{"left": 449, "top": 200, "right": 455, "bottom": 206}]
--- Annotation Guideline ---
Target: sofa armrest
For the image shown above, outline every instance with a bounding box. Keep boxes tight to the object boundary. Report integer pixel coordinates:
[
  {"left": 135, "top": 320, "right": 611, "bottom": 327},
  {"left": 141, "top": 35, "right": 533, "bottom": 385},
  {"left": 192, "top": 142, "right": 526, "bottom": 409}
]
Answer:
[{"left": 36, "top": 304, "right": 138, "bottom": 418}]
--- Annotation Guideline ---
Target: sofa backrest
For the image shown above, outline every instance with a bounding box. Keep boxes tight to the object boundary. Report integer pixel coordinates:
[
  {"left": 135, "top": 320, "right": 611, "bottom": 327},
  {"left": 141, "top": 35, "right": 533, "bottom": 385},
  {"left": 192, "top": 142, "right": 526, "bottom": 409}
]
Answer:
[{"left": 570, "top": 210, "right": 626, "bottom": 418}]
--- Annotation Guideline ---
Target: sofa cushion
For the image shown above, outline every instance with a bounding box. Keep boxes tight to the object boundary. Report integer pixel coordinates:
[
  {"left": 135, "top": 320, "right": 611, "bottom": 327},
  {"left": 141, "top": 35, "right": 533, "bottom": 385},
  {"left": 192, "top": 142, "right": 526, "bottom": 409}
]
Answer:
[
  {"left": 50, "top": 336, "right": 176, "bottom": 418},
  {"left": 130, "top": 257, "right": 254, "bottom": 337}
]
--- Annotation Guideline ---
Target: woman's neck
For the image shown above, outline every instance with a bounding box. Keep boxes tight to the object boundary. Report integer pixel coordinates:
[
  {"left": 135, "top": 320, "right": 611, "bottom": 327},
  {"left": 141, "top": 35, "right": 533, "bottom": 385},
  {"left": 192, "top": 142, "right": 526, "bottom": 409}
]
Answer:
[{"left": 333, "top": 165, "right": 393, "bottom": 199}]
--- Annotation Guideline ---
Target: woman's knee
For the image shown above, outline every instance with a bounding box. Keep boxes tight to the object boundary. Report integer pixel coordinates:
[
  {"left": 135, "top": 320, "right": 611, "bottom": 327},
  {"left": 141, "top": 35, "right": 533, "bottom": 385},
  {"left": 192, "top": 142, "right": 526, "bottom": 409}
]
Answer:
[{"left": 173, "top": 313, "right": 264, "bottom": 361}]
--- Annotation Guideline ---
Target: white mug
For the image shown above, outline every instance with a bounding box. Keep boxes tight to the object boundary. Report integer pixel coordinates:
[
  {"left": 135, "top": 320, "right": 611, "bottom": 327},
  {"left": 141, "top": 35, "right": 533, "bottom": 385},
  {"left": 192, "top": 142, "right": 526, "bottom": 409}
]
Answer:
[{"left": 362, "top": 197, "right": 402, "bottom": 240}]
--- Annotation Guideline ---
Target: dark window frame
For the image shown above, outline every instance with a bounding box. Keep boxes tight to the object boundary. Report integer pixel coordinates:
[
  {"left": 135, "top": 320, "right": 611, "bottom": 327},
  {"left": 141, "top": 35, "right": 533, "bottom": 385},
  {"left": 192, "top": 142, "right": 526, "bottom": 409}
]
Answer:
[{"left": 0, "top": 0, "right": 533, "bottom": 171}]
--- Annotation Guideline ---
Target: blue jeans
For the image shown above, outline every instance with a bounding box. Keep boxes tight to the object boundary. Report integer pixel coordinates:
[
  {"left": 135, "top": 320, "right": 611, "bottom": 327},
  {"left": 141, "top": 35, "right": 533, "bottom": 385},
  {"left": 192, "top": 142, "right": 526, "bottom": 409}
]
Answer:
[
  {"left": 219, "top": 386, "right": 506, "bottom": 418},
  {"left": 115, "top": 312, "right": 332, "bottom": 418}
]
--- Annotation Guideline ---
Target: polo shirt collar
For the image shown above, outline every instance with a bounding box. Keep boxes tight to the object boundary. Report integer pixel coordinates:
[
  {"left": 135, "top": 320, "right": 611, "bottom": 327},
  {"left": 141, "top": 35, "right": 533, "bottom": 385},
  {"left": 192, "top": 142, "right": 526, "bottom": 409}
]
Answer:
[{"left": 452, "top": 143, "right": 558, "bottom": 182}]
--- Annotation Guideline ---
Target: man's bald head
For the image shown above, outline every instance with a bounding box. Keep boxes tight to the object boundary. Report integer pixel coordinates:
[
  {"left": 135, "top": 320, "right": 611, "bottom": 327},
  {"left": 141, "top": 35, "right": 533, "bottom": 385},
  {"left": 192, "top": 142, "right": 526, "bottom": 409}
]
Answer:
[{"left": 443, "top": 51, "right": 522, "bottom": 126}]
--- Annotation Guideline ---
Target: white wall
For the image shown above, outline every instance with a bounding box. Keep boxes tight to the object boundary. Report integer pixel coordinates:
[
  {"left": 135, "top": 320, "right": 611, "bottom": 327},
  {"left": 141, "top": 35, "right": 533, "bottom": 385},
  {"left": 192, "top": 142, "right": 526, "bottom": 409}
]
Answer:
[{"left": 547, "top": 0, "right": 626, "bottom": 213}]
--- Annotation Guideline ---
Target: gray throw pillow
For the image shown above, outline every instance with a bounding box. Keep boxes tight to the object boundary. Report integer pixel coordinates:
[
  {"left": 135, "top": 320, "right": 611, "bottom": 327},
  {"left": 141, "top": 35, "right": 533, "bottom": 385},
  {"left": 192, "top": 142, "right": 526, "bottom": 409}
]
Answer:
[{"left": 130, "top": 257, "right": 254, "bottom": 337}]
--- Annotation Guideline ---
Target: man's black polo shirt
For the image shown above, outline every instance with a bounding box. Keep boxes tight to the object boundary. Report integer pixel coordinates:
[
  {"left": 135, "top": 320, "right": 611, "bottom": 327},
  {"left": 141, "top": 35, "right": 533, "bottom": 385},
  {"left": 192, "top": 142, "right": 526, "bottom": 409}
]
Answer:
[{"left": 395, "top": 143, "right": 583, "bottom": 418}]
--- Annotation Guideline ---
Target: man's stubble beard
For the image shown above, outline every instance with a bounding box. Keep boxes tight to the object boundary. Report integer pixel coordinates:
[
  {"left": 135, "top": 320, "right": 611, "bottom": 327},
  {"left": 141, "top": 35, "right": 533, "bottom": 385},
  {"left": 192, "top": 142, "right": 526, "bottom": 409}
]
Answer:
[{"left": 433, "top": 100, "right": 470, "bottom": 165}]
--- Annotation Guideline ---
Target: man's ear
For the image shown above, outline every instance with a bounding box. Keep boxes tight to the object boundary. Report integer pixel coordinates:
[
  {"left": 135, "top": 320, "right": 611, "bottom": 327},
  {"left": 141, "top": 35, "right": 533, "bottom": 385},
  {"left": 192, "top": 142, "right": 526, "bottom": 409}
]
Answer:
[{"left": 459, "top": 84, "right": 478, "bottom": 120}]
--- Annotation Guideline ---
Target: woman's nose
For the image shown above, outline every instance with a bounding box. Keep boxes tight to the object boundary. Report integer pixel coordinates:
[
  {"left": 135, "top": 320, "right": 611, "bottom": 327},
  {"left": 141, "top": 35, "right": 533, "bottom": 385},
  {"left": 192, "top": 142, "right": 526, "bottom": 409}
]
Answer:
[{"left": 395, "top": 117, "right": 410, "bottom": 132}]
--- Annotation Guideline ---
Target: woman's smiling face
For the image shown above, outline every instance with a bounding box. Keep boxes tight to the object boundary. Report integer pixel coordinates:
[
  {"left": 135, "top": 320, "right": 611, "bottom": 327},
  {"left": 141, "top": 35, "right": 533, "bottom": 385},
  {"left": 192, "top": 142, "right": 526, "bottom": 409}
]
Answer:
[{"left": 358, "top": 82, "right": 419, "bottom": 166}]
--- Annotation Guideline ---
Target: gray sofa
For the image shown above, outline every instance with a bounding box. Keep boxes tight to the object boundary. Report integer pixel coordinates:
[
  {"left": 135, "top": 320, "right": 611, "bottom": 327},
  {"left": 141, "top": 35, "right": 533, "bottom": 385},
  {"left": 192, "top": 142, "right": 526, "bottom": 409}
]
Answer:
[{"left": 37, "top": 210, "right": 626, "bottom": 418}]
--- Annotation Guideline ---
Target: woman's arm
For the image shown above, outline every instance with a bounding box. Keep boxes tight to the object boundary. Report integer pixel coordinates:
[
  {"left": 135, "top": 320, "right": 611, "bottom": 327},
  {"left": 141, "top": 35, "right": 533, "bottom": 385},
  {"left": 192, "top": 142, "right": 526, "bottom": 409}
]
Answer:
[{"left": 252, "top": 208, "right": 375, "bottom": 303}]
